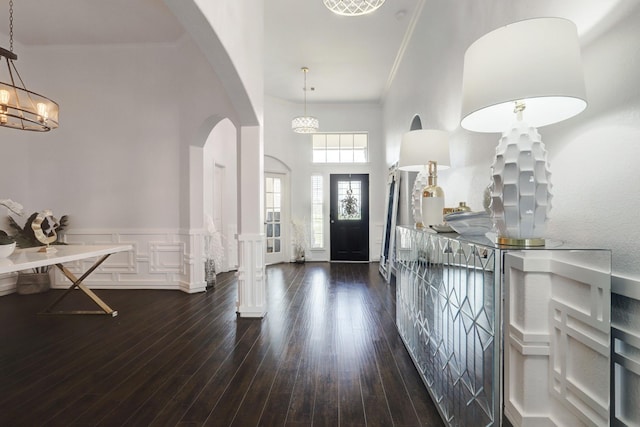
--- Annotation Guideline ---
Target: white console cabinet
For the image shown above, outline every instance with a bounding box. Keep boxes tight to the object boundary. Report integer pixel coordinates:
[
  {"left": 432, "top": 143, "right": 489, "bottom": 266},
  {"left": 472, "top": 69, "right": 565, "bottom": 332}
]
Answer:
[{"left": 395, "top": 226, "right": 611, "bottom": 426}]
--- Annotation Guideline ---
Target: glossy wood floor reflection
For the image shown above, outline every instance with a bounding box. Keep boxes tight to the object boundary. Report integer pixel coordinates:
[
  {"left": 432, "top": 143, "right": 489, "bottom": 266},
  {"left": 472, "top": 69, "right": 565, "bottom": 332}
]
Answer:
[{"left": 0, "top": 262, "right": 443, "bottom": 426}]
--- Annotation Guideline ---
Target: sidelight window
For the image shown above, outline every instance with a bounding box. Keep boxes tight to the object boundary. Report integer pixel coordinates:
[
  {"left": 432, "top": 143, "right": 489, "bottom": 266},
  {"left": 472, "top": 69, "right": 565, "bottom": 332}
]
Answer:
[{"left": 311, "top": 175, "right": 323, "bottom": 248}]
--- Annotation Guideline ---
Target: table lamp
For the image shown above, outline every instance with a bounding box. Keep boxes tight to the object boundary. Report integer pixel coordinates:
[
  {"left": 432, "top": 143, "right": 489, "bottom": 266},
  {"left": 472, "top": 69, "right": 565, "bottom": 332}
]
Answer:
[
  {"left": 460, "top": 18, "right": 587, "bottom": 246},
  {"left": 398, "top": 129, "right": 450, "bottom": 228}
]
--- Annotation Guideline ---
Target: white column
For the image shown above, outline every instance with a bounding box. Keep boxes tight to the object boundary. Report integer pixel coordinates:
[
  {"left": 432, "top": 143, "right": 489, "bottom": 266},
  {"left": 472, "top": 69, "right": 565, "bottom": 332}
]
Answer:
[{"left": 236, "top": 125, "right": 266, "bottom": 318}]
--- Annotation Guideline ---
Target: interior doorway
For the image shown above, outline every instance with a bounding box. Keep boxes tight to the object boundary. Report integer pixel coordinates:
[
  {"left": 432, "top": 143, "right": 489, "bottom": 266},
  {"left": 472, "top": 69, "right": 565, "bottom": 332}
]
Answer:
[{"left": 330, "top": 173, "right": 369, "bottom": 262}]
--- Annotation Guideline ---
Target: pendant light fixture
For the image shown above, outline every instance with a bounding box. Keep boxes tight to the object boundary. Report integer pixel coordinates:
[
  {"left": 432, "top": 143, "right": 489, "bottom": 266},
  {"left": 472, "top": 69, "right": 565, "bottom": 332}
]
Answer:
[
  {"left": 291, "top": 67, "right": 319, "bottom": 134},
  {"left": 0, "top": 0, "right": 59, "bottom": 131},
  {"left": 323, "top": 0, "right": 386, "bottom": 16}
]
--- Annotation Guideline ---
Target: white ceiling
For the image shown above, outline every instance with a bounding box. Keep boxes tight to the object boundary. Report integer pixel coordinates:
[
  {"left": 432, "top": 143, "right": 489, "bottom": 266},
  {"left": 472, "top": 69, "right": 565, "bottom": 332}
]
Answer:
[
  {"left": 0, "top": 0, "right": 184, "bottom": 45},
  {"left": 0, "top": 0, "right": 418, "bottom": 105},
  {"left": 264, "top": 0, "right": 420, "bottom": 103},
  {"left": 6, "top": 0, "right": 634, "bottom": 106}
]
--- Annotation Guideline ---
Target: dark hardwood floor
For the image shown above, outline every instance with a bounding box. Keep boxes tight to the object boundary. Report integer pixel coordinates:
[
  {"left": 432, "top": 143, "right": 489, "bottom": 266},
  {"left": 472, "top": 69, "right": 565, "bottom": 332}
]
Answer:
[{"left": 0, "top": 262, "right": 444, "bottom": 427}]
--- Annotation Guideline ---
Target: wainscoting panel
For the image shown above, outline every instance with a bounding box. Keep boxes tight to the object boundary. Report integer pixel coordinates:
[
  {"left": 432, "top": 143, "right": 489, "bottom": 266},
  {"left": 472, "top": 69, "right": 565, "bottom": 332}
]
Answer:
[
  {"left": 0, "top": 272, "right": 18, "bottom": 296},
  {"left": 236, "top": 233, "right": 266, "bottom": 318},
  {"left": 0, "top": 227, "right": 247, "bottom": 296},
  {"left": 0, "top": 229, "right": 210, "bottom": 294}
]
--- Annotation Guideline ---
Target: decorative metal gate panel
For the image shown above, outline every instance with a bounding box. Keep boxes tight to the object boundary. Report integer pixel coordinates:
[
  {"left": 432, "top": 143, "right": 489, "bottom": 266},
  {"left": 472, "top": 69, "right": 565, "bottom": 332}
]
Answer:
[{"left": 395, "top": 228, "right": 500, "bottom": 426}]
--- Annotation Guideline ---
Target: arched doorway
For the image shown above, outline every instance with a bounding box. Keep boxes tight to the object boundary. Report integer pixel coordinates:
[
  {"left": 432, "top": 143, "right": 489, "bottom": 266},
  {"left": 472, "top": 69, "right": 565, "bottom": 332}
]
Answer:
[{"left": 186, "top": 115, "right": 239, "bottom": 293}]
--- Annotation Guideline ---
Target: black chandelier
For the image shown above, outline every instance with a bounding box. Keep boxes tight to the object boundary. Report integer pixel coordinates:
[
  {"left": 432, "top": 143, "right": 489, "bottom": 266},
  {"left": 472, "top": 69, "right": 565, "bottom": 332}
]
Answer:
[{"left": 1, "top": 0, "right": 59, "bottom": 131}]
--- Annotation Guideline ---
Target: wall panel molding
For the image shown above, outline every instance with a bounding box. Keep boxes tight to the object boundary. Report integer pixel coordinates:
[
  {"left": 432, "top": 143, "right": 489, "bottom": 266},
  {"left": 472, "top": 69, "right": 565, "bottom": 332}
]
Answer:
[
  {"left": 0, "top": 228, "right": 214, "bottom": 295},
  {"left": 236, "top": 233, "right": 266, "bottom": 318},
  {"left": 505, "top": 251, "right": 611, "bottom": 427}
]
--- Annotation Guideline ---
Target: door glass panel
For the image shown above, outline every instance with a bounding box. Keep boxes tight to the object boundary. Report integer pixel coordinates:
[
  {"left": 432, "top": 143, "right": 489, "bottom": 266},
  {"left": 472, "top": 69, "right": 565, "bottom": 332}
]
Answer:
[{"left": 338, "top": 180, "right": 361, "bottom": 220}]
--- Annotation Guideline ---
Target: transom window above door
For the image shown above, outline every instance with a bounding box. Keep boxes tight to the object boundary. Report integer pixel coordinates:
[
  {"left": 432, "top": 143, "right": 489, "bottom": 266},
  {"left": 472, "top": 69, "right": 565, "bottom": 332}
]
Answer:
[{"left": 312, "top": 133, "right": 368, "bottom": 163}]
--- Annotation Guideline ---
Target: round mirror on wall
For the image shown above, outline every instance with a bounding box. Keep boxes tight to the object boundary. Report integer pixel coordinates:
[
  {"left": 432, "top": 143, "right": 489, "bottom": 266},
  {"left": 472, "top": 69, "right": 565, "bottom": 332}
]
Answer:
[{"left": 410, "top": 115, "right": 422, "bottom": 131}]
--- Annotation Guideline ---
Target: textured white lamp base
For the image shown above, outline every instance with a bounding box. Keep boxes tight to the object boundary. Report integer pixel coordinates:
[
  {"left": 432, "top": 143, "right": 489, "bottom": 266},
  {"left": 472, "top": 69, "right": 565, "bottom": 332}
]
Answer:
[{"left": 490, "top": 120, "right": 551, "bottom": 246}]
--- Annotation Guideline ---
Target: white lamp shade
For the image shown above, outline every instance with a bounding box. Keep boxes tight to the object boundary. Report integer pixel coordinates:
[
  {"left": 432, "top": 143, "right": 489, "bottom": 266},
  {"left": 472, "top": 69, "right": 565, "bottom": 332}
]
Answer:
[
  {"left": 460, "top": 18, "right": 587, "bottom": 132},
  {"left": 398, "top": 129, "right": 450, "bottom": 171}
]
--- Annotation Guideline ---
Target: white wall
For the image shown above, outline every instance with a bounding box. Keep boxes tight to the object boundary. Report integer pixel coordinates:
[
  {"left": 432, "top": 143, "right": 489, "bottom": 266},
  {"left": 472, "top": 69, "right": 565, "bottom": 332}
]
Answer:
[
  {"left": 191, "top": 0, "right": 264, "bottom": 123},
  {"left": 0, "top": 41, "right": 181, "bottom": 228},
  {"left": 0, "top": 29, "right": 246, "bottom": 293},
  {"left": 264, "top": 95, "right": 385, "bottom": 262},
  {"left": 0, "top": 34, "right": 242, "bottom": 228},
  {"left": 383, "top": 1, "right": 640, "bottom": 423},
  {"left": 203, "top": 118, "right": 238, "bottom": 271},
  {"left": 384, "top": 0, "right": 640, "bottom": 281}
]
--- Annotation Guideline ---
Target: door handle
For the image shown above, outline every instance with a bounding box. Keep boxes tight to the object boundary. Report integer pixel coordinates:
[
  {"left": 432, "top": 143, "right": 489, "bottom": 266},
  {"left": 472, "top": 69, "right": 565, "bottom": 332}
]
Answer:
[{"left": 331, "top": 220, "right": 335, "bottom": 223}]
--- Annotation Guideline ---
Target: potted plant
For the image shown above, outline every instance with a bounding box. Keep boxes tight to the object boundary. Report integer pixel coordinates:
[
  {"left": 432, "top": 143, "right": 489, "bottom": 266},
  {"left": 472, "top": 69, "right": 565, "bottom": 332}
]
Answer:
[
  {"left": 7, "top": 211, "right": 68, "bottom": 249},
  {"left": 204, "top": 215, "right": 224, "bottom": 290},
  {"left": 291, "top": 218, "right": 309, "bottom": 263},
  {"left": 0, "top": 199, "right": 22, "bottom": 259}
]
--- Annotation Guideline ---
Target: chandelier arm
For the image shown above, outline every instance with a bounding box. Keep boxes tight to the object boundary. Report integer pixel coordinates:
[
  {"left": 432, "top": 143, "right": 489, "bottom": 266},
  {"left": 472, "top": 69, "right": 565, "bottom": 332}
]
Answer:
[
  {"left": 7, "top": 60, "right": 25, "bottom": 112},
  {"left": 2, "top": 56, "right": 12, "bottom": 84},
  {"left": 4, "top": 57, "right": 18, "bottom": 101},
  {"left": 0, "top": 47, "right": 17, "bottom": 61},
  {"left": 8, "top": 58, "right": 28, "bottom": 90},
  {"left": 1, "top": 0, "right": 59, "bottom": 131}
]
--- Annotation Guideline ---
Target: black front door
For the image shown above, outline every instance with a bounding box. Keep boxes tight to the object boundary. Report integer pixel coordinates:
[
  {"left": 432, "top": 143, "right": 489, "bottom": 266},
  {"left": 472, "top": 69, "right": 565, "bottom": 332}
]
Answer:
[{"left": 330, "top": 174, "right": 369, "bottom": 261}]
